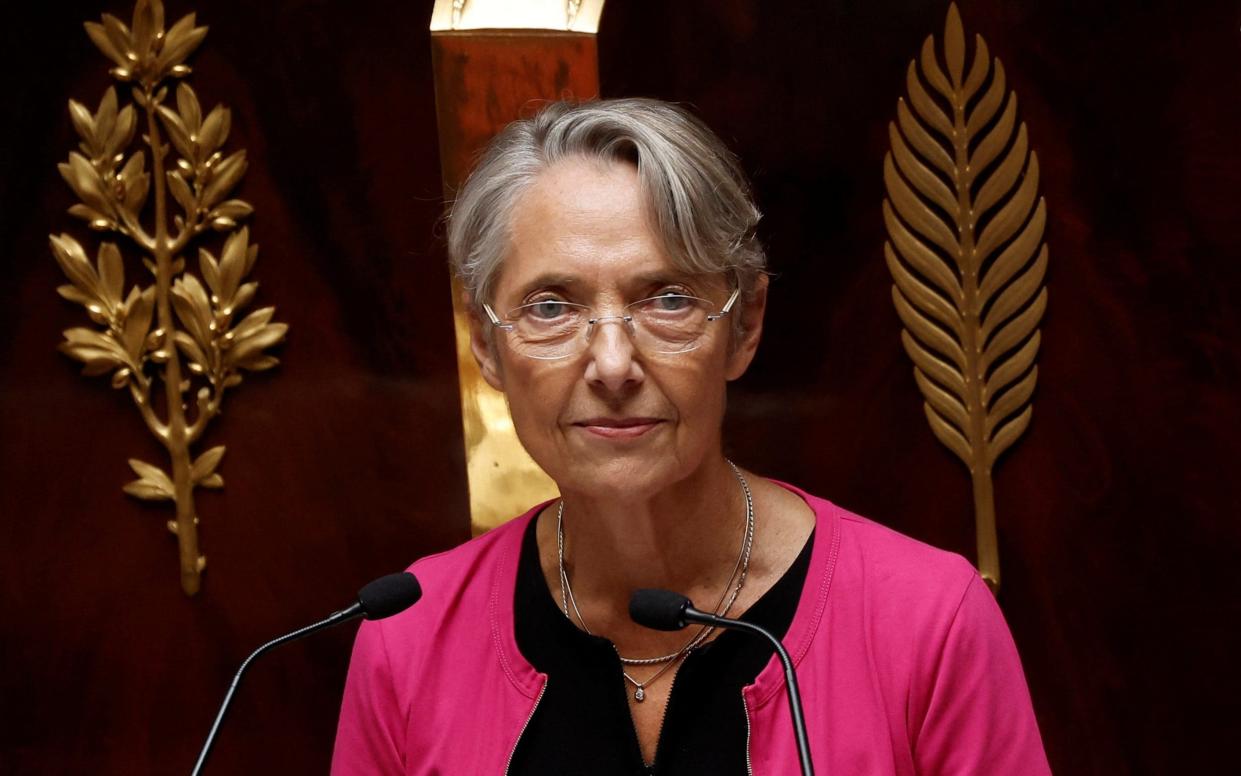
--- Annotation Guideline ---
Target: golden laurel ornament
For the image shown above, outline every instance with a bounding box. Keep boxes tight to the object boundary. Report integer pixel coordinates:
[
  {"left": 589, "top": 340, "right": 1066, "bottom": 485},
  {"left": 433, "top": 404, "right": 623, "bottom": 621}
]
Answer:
[{"left": 51, "top": 0, "right": 286, "bottom": 595}]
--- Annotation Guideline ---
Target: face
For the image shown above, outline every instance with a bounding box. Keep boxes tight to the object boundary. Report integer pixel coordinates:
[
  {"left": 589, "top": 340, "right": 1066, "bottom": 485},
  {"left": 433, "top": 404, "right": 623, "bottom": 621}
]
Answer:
[{"left": 469, "top": 157, "right": 767, "bottom": 500}]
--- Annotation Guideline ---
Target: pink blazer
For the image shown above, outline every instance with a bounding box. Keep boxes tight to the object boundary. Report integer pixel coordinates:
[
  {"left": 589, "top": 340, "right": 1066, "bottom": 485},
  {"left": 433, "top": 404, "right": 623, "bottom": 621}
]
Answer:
[{"left": 332, "top": 483, "right": 1051, "bottom": 774}]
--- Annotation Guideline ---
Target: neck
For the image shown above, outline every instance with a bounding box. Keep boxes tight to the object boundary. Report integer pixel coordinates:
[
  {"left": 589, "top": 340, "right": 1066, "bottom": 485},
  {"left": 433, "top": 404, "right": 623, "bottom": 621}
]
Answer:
[{"left": 555, "top": 455, "right": 748, "bottom": 627}]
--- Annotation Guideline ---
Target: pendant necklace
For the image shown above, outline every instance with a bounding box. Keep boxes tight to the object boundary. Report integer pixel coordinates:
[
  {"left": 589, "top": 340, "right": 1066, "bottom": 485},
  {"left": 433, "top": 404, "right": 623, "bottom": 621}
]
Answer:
[{"left": 556, "top": 460, "right": 755, "bottom": 702}]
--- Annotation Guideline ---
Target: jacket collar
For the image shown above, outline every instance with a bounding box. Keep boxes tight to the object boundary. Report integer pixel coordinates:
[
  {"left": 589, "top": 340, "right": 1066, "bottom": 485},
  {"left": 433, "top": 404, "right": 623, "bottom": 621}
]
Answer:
[
  {"left": 489, "top": 504, "right": 551, "bottom": 699},
  {"left": 747, "top": 481, "right": 841, "bottom": 708}
]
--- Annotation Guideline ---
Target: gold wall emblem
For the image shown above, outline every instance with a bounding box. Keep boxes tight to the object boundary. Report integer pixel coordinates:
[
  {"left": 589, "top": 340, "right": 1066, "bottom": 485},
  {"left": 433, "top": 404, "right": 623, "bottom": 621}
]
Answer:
[
  {"left": 52, "top": 0, "right": 286, "bottom": 595},
  {"left": 883, "top": 3, "right": 1048, "bottom": 591}
]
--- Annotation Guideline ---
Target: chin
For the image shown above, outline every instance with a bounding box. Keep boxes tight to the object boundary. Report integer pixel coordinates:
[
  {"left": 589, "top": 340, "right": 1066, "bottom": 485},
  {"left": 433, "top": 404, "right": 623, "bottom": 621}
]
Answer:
[{"left": 548, "top": 447, "right": 698, "bottom": 501}]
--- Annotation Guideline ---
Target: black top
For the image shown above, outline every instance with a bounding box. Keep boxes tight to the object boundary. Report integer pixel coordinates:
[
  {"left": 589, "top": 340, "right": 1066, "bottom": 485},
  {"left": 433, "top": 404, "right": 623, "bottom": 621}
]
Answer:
[{"left": 509, "top": 512, "right": 814, "bottom": 775}]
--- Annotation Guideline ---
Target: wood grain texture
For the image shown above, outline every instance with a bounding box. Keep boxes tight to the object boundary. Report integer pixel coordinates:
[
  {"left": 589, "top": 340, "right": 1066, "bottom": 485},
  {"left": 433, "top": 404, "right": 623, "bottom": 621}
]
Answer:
[
  {"left": 597, "top": 1, "right": 1240, "bottom": 772},
  {"left": 1, "top": 1, "right": 466, "bottom": 773},
  {"left": 0, "top": 1, "right": 1238, "bottom": 774}
]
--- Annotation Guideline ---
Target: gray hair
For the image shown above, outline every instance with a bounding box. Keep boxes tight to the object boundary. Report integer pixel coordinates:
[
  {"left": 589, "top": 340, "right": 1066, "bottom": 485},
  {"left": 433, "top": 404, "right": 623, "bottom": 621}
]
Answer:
[{"left": 446, "top": 98, "right": 766, "bottom": 315}]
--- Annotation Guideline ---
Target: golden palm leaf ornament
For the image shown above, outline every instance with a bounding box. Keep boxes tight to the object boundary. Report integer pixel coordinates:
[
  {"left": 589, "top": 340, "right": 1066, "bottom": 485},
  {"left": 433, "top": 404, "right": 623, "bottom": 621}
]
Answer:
[
  {"left": 52, "top": 0, "right": 286, "bottom": 595},
  {"left": 883, "top": 3, "right": 1048, "bottom": 591}
]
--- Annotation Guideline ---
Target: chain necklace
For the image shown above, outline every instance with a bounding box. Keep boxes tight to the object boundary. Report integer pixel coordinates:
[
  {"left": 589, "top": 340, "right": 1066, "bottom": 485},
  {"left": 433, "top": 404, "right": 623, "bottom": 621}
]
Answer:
[{"left": 556, "top": 460, "right": 755, "bottom": 702}]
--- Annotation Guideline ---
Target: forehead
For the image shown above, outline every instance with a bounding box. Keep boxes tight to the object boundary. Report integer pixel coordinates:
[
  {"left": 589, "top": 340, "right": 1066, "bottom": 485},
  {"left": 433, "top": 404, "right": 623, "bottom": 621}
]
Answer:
[{"left": 495, "top": 158, "right": 678, "bottom": 301}]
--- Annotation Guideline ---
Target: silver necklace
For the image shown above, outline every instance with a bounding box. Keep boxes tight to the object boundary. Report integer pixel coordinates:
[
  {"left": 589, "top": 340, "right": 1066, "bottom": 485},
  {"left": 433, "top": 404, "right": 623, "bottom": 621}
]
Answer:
[{"left": 556, "top": 461, "right": 755, "bottom": 702}]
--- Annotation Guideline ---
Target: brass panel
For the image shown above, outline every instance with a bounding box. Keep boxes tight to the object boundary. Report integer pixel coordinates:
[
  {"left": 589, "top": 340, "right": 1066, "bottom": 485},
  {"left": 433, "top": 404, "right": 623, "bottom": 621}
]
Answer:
[
  {"left": 52, "top": 0, "right": 285, "bottom": 595},
  {"left": 450, "top": 275, "right": 560, "bottom": 534},
  {"left": 431, "top": 26, "right": 602, "bottom": 534},
  {"left": 883, "top": 3, "right": 1048, "bottom": 591}
]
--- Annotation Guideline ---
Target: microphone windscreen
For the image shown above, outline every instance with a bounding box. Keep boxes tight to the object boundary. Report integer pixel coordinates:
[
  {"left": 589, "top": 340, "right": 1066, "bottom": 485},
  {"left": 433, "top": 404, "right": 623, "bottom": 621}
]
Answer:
[
  {"left": 629, "top": 588, "right": 691, "bottom": 631},
  {"left": 357, "top": 572, "right": 422, "bottom": 620}
]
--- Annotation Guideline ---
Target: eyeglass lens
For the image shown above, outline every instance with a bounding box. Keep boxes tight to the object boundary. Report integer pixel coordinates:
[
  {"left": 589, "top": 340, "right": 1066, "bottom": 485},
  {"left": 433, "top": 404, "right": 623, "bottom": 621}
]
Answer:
[{"left": 504, "top": 295, "right": 722, "bottom": 359}]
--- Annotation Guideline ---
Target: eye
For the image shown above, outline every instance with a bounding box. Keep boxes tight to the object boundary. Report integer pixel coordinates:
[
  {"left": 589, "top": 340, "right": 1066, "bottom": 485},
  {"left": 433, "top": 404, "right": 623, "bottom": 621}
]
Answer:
[
  {"left": 527, "top": 299, "right": 570, "bottom": 320},
  {"left": 649, "top": 292, "right": 694, "bottom": 312}
]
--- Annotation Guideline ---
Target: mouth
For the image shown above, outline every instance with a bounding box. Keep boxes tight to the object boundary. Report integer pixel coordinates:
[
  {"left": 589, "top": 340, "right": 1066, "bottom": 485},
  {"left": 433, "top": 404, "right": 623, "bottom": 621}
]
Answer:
[{"left": 572, "top": 417, "right": 665, "bottom": 439}]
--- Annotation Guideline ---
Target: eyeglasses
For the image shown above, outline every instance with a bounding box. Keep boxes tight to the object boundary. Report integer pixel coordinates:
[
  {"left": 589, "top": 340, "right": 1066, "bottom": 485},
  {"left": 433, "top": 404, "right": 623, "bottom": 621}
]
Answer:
[{"left": 483, "top": 288, "right": 741, "bottom": 361}]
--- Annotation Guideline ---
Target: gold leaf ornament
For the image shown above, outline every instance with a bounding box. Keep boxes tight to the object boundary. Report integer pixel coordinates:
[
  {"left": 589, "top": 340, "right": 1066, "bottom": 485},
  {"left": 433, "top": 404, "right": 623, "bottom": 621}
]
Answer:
[
  {"left": 124, "top": 458, "right": 175, "bottom": 501},
  {"left": 883, "top": 3, "right": 1048, "bottom": 591},
  {"left": 84, "top": 1, "right": 206, "bottom": 85},
  {"left": 52, "top": 0, "right": 285, "bottom": 595},
  {"left": 191, "top": 445, "right": 225, "bottom": 487}
]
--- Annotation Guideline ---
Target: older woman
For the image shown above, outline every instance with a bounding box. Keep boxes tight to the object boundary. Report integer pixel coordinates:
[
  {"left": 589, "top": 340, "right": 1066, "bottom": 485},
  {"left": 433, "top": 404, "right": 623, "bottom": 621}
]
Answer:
[{"left": 333, "top": 99, "right": 1049, "bottom": 775}]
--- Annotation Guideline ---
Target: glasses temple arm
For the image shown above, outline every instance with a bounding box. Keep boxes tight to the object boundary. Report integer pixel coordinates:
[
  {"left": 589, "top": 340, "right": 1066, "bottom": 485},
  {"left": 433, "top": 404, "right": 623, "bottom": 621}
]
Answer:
[
  {"left": 707, "top": 287, "right": 743, "bottom": 321},
  {"left": 482, "top": 302, "right": 515, "bottom": 331}
]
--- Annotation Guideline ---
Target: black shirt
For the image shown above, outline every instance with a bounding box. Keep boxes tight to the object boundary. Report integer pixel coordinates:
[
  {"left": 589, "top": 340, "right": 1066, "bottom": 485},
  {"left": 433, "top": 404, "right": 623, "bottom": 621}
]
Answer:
[{"left": 509, "top": 513, "right": 814, "bottom": 775}]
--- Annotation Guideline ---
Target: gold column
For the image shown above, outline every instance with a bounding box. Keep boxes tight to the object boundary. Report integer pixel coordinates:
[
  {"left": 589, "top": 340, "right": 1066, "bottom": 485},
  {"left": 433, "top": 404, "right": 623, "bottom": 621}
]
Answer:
[{"left": 430, "top": 0, "right": 605, "bottom": 533}]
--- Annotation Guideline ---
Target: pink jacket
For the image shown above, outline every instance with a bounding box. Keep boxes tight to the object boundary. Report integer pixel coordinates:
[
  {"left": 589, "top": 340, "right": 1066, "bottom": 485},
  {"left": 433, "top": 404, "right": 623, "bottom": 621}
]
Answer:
[{"left": 333, "top": 483, "right": 1050, "bottom": 774}]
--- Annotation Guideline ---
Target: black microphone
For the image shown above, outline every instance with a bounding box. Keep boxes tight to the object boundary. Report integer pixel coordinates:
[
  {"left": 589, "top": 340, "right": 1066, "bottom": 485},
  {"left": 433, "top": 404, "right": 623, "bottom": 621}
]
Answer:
[
  {"left": 630, "top": 588, "right": 815, "bottom": 776},
  {"left": 190, "top": 572, "right": 422, "bottom": 775}
]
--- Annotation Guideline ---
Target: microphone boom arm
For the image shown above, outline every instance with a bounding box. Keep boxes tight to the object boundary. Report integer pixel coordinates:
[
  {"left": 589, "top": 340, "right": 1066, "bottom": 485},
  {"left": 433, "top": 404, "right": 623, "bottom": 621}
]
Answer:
[
  {"left": 683, "top": 605, "right": 815, "bottom": 776},
  {"left": 189, "top": 603, "right": 363, "bottom": 776}
]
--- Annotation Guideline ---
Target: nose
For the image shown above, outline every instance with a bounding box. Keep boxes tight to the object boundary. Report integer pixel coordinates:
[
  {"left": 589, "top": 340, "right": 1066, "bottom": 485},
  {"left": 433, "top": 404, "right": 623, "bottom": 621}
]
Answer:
[{"left": 583, "top": 315, "right": 644, "bottom": 393}]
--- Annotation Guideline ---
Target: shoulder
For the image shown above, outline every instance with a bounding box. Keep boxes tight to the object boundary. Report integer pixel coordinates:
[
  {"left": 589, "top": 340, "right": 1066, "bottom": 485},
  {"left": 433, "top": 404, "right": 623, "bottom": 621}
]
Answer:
[
  {"left": 788, "top": 483, "right": 978, "bottom": 602},
  {"left": 780, "top": 483, "right": 983, "bottom": 649},
  {"left": 405, "top": 506, "right": 536, "bottom": 594},
  {"left": 355, "top": 505, "right": 541, "bottom": 668},
  {"left": 793, "top": 487, "right": 1034, "bottom": 702},
  {"left": 835, "top": 502, "right": 977, "bottom": 597},
  {"left": 334, "top": 507, "right": 548, "bottom": 772}
]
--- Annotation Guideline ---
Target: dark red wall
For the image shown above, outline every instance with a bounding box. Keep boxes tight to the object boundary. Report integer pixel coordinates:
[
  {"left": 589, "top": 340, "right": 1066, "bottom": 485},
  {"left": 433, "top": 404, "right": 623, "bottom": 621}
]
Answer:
[
  {"left": 0, "top": 2, "right": 467, "bottom": 773},
  {"left": 598, "top": 1, "right": 1241, "bottom": 772},
  {"left": 2, "top": 1, "right": 1238, "bottom": 773}
]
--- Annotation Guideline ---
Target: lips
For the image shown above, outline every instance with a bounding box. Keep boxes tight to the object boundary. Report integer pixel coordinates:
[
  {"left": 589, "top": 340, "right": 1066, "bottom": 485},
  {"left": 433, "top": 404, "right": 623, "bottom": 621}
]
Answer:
[{"left": 573, "top": 417, "right": 664, "bottom": 439}]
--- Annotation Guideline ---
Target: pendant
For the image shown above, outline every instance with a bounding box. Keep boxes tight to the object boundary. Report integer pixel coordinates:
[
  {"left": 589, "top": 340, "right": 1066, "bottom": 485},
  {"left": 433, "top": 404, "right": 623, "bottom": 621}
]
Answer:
[{"left": 634, "top": 687, "right": 645, "bottom": 702}]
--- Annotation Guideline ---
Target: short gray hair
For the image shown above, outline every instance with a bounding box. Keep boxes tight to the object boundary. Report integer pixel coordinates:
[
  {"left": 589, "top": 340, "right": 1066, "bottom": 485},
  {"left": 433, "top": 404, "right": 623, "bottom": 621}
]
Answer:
[{"left": 446, "top": 98, "right": 766, "bottom": 312}]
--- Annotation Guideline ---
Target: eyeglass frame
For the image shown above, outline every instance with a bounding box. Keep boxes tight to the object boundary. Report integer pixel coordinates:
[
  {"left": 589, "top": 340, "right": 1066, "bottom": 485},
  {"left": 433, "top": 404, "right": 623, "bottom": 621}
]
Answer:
[{"left": 481, "top": 286, "right": 742, "bottom": 361}]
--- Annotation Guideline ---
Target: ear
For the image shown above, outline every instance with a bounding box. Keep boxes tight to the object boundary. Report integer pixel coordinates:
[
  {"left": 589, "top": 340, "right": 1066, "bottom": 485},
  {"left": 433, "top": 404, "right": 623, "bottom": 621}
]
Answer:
[
  {"left": 725, "top": 274, "right": 768, "bottom": 381},
  {"left": 467, "top": 294, "right": 505, "bottom": 391}
]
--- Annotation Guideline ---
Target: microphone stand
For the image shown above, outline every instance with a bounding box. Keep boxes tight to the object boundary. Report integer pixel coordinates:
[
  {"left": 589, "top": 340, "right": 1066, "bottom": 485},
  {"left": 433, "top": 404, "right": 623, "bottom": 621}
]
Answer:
[
  {"left": 684, "top": 607, "right": 815, "bottom": 776},
  {"left": 190, "top": 603, "right": 363, "bottom": 776}
]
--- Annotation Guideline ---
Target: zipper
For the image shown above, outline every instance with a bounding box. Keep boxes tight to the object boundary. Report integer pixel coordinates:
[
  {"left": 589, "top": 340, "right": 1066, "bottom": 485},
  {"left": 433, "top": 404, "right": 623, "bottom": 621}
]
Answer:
[
  {"left": 503, "top": 679, "right": 548, "bottom": 776},
  {"left": 645, "top": 670, "right": 680, "bottom": 771},
  {"left": 741, "top": 692, "right": 754, "bottom": 776},
  {"left": 628, "top": 665, "right": 684, "bottom": 772}
]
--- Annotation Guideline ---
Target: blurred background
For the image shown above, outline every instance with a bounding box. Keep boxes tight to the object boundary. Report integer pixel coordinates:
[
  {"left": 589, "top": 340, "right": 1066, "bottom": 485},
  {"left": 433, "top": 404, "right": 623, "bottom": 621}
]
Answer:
[{"left": 2, "top": 0, "right": 1238, "bottom": 772}]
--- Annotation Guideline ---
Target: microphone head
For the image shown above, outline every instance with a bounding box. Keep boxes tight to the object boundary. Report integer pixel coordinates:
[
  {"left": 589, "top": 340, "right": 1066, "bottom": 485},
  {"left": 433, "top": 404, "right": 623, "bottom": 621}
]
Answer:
[
  {"left": 629, "top": 588, "right": 692, "bottom": 631},
  {"left": 357, "top": 572, "right": 422, "bottom": 620}
]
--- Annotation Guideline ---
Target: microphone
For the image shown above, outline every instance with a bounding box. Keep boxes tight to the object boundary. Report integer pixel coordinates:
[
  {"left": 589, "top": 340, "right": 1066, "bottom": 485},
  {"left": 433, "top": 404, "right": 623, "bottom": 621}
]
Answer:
[
  {"left": 630, "top": 588, "right": 815, "bottom": 776},
  {"left": 190, "top": 572, "right": 422, "bottom": 775}
]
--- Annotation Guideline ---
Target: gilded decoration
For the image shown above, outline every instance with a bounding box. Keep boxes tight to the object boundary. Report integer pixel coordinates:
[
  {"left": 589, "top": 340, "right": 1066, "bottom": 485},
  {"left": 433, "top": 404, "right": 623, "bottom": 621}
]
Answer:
[
  {"left": 883, "top": 4, "right": 1049, "bottom": 591},
  {"left": 52, "top": 0, "right": 286, "bottom": 595}
]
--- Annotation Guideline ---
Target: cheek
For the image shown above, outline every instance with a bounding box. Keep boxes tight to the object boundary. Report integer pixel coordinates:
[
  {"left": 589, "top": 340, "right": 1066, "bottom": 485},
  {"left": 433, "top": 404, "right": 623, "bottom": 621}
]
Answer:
[
  {"left": 502, "top": 362, "right": 575, "bottom": 441},
  {"left": 663, "top": 361, "right": 730, "bottom": 430}
]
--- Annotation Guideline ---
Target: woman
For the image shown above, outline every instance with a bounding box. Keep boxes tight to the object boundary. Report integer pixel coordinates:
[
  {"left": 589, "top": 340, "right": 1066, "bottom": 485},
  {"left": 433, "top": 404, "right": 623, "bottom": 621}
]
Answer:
[{"left": 333, "top": 99, "right": 1049, "bottom": 774}]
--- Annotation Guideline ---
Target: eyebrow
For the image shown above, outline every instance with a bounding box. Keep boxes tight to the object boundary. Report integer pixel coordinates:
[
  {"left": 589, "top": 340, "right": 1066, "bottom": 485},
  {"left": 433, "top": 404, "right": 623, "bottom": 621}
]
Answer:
[
  {"left": 512, "top": 273, "right": 580, "bottom": 300},
  {"left": 508, "top": 269, "right": 706, "bottom": 302},
  {"left": 631, "top": 270, "right": 698, "bottom": 287}
]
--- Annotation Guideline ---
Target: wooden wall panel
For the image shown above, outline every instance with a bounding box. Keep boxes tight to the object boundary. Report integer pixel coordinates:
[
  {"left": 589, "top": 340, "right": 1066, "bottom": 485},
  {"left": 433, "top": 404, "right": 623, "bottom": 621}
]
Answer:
[
  {"left": 598, "top": 1, "right": 1241, "bottom": 772},
  {"left": 0, "top": 2, "right": 465, "bottom": 773},
  {"left": 432, "top": 32, "right": 600, "bottom": 188},
  {"left": 1, "top": 1, "right": 1237, "bottom": 773}
]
